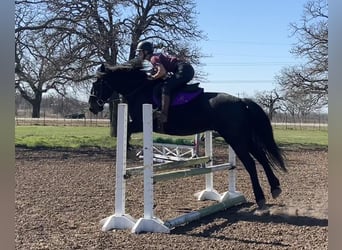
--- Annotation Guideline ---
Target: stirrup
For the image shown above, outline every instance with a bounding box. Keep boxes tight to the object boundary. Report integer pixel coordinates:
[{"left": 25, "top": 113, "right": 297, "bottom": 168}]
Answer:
[
  {"left": 156, "top": 120, "right": 165, "bottom": 133},
  {"left": 159, "top": 112, "right": 168, "bottom": 123},
  {"left": 154, "top": 110, "right": 168, "bottom": 123},
  {"left": 152, "top": 108, "right": 161, "bottom": 120}
]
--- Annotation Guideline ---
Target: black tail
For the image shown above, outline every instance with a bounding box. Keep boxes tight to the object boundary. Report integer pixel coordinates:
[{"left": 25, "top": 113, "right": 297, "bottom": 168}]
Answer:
[{"left": 242, "top": 98, "right": 287, "bottom": 172}]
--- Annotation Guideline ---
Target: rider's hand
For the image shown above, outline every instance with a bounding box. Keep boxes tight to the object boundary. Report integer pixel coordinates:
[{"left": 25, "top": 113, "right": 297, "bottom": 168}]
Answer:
[{"left": 146, "top": 73, "right": 154, "bottom": 80}]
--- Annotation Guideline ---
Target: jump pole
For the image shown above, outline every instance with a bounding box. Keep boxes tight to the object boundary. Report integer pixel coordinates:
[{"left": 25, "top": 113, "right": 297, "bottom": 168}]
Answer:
[
  {"left": 100, "top": 103, "right": 136, "bottom": 231},
  {"left": 162, "top": 133, "right": 246, "bottom": 230},
  {"left": 194, "top": 130, "right": 222, "bottom": 201},
  {"left": 132, "top": 104, "right": 246, "bottom": 233},
  {"left": 164, "top": 194, "right": 246, "bottom": 229},
  {"left": 125, "top": 156, "right": 210, "bottom": 177},
  {"left": 131, "top": 104, "right": 170, "bottom": 233}
]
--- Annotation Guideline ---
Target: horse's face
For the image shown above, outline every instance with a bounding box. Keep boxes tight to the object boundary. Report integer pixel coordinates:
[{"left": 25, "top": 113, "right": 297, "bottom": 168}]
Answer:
[
  {"left": 88, "top": 60, "right": 151, "bottom": 114},
  {"left": 88, "top": 76, "right": 113, "bottom": 115}
]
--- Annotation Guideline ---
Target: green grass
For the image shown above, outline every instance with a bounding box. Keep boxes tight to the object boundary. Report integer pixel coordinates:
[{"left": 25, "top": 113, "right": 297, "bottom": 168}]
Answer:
[
  {"left": 273, "top": 127, "right": 327, "bottom": 149},
  {"left": 15, "top": 126, "right": 117, "bottom": 149},
  {"left": 15, "top": 126, "right": 328, "bottom": 150}
]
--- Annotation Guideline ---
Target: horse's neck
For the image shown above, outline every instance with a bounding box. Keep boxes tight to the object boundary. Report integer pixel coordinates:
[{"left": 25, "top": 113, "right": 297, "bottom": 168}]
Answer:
[
  {"left": 126, "top": 86, "right": 153, "bottom": 115},
  {"left": 129, "top": 87, "right": 152, "bottom": 102}
]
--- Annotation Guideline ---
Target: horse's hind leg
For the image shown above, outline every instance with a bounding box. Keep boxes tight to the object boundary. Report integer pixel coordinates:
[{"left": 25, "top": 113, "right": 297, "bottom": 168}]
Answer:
[
  {"left": 250, "top": 147, "right": 282, "bottom": 199},
  {"left": 230, "top": 142, "right": 266, "bottom": 208}
]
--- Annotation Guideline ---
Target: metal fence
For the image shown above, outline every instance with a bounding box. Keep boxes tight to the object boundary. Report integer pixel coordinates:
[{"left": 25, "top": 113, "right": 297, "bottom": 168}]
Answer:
[
  {"left": 15, "top": 117, "right": 110, "bottom": 127},
  {"left": 271, "top": 122, "right": 328, "bottom": 130},
  {"left": 15, "top": 117, "right": 328, "bottom": 130}
]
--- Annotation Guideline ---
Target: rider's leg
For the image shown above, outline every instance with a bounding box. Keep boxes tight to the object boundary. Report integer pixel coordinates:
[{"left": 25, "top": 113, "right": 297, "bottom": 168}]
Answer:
[
  {"left": 160, "top": 92, "right": 170, "bottom": 123},
  {"left": 157, "top": 63, "right": 194, "bottom": 125},
  {"left": 160, "top": 85, "right": 170, "bottom": 123}
]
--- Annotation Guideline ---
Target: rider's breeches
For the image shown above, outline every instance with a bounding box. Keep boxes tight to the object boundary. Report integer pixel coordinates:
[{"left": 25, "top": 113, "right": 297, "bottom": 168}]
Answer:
[{"left": 161, "top": 62, "right": 194, "bottom": 95}]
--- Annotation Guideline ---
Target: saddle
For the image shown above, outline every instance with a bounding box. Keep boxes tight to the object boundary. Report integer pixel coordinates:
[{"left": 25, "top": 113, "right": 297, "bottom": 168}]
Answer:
[{"left": 153, "top": 83, "right": 204, "bottom": 108}]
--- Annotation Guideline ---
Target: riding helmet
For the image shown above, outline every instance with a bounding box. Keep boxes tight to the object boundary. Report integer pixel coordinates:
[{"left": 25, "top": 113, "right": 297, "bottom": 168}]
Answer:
[{"left": 136, "top": 41, "right": 154, "bottom": 54}]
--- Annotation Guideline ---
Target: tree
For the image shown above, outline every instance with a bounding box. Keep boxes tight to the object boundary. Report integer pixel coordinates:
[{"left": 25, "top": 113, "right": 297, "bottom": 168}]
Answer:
[
  {"left": 276, "top": 0, "right": 328, "bottom": 107},
  {"left": 112, "top": 0, "right": 206, "bottom": 135},
  {"left": 279, "top": 90, "right": 324, "bottom": 122},
  {"left": 254, "top": 89, "right": 283, "bottom": 120},
  {"left": 122, "top": 0, "right": 205, "bottom": 62},
  {"left": 15, "top": 1, "right": 94, "bottom": 117},
  {"left": 15, "top": 0, "right": 206, "bottom": 131}
]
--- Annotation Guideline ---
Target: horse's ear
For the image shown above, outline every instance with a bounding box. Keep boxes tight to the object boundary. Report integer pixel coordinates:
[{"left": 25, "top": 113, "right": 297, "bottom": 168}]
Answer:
[
  {"left": 125, "top": 58, "right": 143, "bottom": 69},
  {"left": 96, "top": 63, "right": 108, "bottom": 77},
  {"left": 100, "top": 63, "right": 106, "bottom": 72}
]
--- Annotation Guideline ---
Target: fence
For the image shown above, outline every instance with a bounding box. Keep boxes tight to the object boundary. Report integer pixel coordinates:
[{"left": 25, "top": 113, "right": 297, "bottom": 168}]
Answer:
[
  {"left": 15, "top": 117, "right": 328, "bottom": 130},
  {"left": 15, "top": 117, "right": 110, "bottom": 127},
  {"left": 271, "top": 122, "right": 328, "bottom": 130}
]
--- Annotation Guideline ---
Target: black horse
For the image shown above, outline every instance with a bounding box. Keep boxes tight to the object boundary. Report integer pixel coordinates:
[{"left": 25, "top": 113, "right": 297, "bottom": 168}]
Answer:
[{"left": 88, "top": 61, "right": 287, "bottom": 209}]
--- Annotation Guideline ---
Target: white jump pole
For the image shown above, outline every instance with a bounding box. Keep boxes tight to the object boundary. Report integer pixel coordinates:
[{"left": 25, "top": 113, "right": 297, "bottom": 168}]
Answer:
[
  {"left": 99, "top": 103, "right": 245, "bottom": 234},
  {"left": 131, "top": 104, "right": 170, "bottom": 233},
  {"left": 220, "top": 146, "right": 243, "bottom": 202},
  {"left": 100, "top": 103, "right": 136, "bottom": 231},
  {"left": 129, "top": 104, "right": 245, "bottom": 233},
  {"left": 195, "top": 131, "right": 222, "bottom": 201}
]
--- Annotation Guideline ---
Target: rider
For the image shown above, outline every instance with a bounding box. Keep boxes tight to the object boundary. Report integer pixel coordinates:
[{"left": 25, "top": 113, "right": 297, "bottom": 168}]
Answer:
[{"left": 136, "top": 41, "right": 195, "bottom": 124}]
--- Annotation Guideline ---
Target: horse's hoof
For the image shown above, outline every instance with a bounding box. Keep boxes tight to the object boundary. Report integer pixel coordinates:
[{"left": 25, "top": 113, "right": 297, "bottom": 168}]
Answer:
[
  {"left": 271, "top": 187, "right": 282, "bottom": 199},
  {"left": 254, "top": 206, "right": 270, "bottom": 216},
  {"left": 127, "top": 149, "right": 137, "bottom": 160},
  {"left": 256, "top": 199, "right": 266, "bottom": 209}
]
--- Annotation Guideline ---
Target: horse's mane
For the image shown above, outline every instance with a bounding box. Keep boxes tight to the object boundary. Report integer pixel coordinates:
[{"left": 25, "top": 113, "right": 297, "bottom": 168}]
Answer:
[{"left": 96, "top": 58, "right": 143, "bottom": 78}]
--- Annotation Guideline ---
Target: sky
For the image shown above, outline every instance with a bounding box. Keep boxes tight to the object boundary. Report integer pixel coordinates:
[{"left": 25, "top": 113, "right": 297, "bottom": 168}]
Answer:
[{"left": 194, "top": 0, "right": 309, "bottom": 97}]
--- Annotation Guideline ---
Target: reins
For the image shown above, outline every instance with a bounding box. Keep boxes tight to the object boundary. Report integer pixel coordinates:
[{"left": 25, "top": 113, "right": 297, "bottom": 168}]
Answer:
[{"left": 95, "top": 63, "right": 157, "bottom": 104}]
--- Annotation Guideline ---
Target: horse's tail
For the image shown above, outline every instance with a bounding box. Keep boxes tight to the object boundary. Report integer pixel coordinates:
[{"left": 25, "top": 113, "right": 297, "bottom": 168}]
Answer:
[{"left": 242, "top": 98, "right": 287, "bottom": 172}]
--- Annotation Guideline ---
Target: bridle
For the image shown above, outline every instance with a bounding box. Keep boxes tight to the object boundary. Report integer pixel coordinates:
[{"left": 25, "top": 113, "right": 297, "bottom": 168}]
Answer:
[
  {"left": 89, "top": 78, "right": 115, "bottom": 108},
  {"left": 90, "top": 64, "right": 157, "bottom": 107}
]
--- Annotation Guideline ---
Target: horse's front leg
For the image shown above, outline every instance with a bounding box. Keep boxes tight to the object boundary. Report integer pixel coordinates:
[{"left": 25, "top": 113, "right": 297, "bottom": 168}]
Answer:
[
  {"left": 126, "top": 132, "right": 133, "bottom": 151},
  {"left": 126, "top": 120, "right": 142, "bottom": 159},
  {"left": 126, "top": 121, "right": 134, "bottom": 151}
]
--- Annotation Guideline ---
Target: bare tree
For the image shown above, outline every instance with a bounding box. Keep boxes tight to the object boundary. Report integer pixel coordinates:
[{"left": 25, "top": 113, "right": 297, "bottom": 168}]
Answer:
[
  {"left": 279, "top": 90, "right": 324, "bottom": 122},
  {"left": 15, "top": 1, "right": 95, "bottom": 117},
  {"left": 15, "top": 0, "right": 205, "bottom": 127},
  {"left": 254, "top": 89, "right": 283, "bottom": 120},
  {"left": 276, "top": 0, "right": 328, "bottom": 107},
  {"left": 122, "top": 0, "right": 205, "bottom": 60},
  {"left": 109, "top": 0, "right": 206, "bottom": 135}
]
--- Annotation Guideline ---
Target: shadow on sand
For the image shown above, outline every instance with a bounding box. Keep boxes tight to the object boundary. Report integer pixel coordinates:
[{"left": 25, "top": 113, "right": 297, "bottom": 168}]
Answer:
[{"left": 171, "top": 202, "right": 327, "bottom": 247}]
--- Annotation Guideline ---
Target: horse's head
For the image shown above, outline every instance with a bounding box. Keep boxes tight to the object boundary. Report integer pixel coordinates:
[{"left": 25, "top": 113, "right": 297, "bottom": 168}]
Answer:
[
  {"left": 88, "top": 75, "right": 112, "bottom": 114},
  {"left": 88, "top": 60, "right": 150, "bottom": 114}
]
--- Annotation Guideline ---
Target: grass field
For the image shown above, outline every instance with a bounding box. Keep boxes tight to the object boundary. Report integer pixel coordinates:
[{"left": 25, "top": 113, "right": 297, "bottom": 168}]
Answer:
[{"left": 15, "top": 126, "right": 328, "bottom": 150}]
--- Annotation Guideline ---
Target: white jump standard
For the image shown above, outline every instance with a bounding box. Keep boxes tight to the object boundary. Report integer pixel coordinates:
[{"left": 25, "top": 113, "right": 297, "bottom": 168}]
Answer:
[
  {"left": 100, "top": 104, "right": 136, "bottom": 231},
  {"left": 100, "top": 103, "right": 246, "bottom": 233}
]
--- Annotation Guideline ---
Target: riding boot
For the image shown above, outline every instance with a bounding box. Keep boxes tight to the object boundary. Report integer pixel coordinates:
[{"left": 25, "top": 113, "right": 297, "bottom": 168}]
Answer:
[
  {"left": 156, "top": 94, "right": 170, "bottom": 133},
  {"left": 160, "top": 93, "right": 170, "bottom": 123}
]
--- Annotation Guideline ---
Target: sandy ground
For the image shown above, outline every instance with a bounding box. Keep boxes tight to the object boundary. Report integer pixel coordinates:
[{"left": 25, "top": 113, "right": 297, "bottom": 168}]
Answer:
[{"left": 15, "top": 146, "right": 327, "bottom": 250}]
